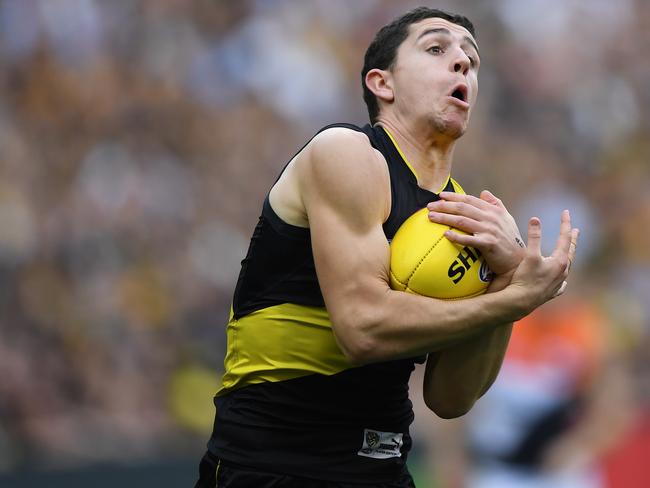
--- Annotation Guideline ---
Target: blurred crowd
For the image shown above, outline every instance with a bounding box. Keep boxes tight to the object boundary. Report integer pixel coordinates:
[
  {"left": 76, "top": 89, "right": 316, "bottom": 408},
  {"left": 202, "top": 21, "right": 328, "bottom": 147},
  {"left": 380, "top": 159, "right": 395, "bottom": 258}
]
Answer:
[{"left": 0, "top": 0, "right": 648, "bottom": 485}]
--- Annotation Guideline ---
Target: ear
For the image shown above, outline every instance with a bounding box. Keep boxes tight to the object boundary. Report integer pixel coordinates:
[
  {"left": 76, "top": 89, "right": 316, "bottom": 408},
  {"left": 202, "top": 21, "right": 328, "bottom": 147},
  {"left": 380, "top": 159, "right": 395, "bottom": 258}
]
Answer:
[{"left": 365, "top": 68, "right": 394, "bottom": 104}]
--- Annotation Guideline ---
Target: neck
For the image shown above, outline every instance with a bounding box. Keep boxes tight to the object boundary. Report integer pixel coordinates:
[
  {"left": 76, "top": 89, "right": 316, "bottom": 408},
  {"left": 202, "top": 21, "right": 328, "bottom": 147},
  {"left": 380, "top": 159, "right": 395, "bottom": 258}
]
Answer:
[{"left": 375, "top": 115, "right": 456, "bottom": 193}]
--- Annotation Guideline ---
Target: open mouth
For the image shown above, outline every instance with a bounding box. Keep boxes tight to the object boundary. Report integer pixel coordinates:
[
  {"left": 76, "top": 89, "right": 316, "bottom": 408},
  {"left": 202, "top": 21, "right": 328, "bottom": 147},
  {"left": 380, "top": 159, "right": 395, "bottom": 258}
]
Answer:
[{"left": 450, "top": 85, "right": 468, "bottom": 103}]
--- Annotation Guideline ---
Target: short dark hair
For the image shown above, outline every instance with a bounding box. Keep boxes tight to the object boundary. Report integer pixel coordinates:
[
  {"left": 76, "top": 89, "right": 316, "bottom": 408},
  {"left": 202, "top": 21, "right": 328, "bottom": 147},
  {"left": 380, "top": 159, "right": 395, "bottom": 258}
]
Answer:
[{"left": 361, "top": 7, "right": 476, "bottom": 123}]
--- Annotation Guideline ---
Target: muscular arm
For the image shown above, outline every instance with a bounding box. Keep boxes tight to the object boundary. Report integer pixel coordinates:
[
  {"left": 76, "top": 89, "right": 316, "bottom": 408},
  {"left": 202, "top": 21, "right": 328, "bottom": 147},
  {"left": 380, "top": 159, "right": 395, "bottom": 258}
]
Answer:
[
  {"left": 422, "top": 191, "right": 523, "bottom": 417},
  {"left": 423, "top": 272, "right": 513, "bottom": 418},
  {"left": 299, "top": 128, "right": 566, "bottom": 354},
  {"left": 297, "top": 128, "right": 576, "bottom": 418},
  {"left": 299, "top": 130, "right": 513, "bottom": 359},
  {"left": 422, "top": 192, "right": 578, "bottom": 417}
]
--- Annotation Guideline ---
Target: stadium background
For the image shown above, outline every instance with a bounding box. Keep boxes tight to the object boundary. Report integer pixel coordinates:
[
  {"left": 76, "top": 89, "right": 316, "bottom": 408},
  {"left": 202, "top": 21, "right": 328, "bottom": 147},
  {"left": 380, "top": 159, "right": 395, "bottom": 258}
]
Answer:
[{"left": 0, "top": 0, "right": 648, "bottom": 486}]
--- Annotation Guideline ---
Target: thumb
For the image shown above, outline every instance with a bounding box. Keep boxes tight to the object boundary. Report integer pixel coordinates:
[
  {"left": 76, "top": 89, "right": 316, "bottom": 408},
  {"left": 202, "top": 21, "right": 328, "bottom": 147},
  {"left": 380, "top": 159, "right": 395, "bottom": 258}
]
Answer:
[{"left": 480, "top": 189, "right": 503, "bottom": 208}]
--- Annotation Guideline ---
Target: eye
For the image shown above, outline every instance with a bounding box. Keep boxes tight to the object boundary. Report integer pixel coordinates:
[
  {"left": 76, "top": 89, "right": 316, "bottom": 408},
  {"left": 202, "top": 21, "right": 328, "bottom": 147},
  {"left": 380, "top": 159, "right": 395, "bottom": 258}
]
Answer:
[
  {"left": 428, "top": 45, "right": 443, "bottom": 55},
  {"left": 467, "top": 52, "right": 480, "bottom": 68}
]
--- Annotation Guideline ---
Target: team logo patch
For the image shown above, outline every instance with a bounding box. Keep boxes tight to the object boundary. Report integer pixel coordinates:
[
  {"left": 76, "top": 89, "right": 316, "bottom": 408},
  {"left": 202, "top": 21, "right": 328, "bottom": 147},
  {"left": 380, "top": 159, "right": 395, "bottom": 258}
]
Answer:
[
  {"left": 358, "top": 429, "right": 403, "bottom": 459},
  {"left": 479, "top": 260, "right": 493, "bottom": 283},
  {"left": 366, "top": 430, "right": 380, "bottom": 449}
]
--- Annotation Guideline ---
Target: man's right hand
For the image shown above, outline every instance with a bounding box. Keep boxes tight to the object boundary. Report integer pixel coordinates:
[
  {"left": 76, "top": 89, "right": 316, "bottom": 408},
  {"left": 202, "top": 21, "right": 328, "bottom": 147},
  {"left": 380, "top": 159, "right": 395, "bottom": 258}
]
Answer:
[
  {"left": 506, "top": 210, "right": 579, "bottom": 318},
  {"left": 427, "top": 190, "right": 526, "bottom": 276}
]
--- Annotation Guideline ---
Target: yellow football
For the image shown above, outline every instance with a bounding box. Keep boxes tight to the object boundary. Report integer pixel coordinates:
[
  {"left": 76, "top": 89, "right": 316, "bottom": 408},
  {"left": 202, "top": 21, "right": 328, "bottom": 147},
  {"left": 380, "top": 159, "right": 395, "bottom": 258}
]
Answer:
[{"left": 389, "top": 207, "right": 492, "bottom": 300}]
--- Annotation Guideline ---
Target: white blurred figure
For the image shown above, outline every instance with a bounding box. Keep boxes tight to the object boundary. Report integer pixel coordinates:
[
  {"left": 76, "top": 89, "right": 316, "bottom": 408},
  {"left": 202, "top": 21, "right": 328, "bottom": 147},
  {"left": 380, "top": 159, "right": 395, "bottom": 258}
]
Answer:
[{"left": 428, "top": 292, "right": 634, "bottom": 488}]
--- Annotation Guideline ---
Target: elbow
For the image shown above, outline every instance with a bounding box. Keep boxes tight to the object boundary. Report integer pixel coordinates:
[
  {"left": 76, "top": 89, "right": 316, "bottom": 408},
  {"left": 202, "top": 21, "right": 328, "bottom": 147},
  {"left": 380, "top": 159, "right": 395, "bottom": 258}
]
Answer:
[
  {"left": 340, "top": 337, "right": 377, "bottom": 366},
  {"left": 433, "top": 406, "right": 473, "bottom": 420},
  {"left": 332, "top": 310, "right": 383, "bottom": 365},
  {"left": 424, "top": 395, "right": 476, "bottom": 420}
]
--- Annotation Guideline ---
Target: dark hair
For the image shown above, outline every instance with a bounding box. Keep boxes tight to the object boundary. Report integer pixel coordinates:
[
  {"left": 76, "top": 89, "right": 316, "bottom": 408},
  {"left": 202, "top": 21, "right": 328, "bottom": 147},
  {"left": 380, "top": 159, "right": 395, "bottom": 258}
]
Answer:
[{"left": 361, "top": 7, "right": 476, "bottom": 123}]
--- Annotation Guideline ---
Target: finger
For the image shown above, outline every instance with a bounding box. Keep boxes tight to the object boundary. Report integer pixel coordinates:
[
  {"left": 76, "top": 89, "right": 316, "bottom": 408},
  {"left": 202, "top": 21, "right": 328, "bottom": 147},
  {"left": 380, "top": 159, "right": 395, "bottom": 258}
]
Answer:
[
  {"left": 435, "top": 192, "right": 493, "bottom": 211},
  {"left": 443, "top": 230, "right": 481, "bottom": 247},
  {"left": 427, "top": 200, "right": 485, "bottom": 220},
  {"left": 526, "top": 217, "right": 542, "bottom": 255},
  {"left": 480, "top": 190, "right": 506, "bottom": 209},
  {"left": 552, "top": 210, "right": 572, "bottom": 258},
  {"left": 553, "top": 280, "right": 568, "bottom": 298},
  {"left": 568, "top": 228, "right": 579, "bottom": 262},
  {"left": 428, "top": 211, "right": 483, "bottom": 233},
  {"left": 565, "top": 228, "right": 579, "bottom": 272}
]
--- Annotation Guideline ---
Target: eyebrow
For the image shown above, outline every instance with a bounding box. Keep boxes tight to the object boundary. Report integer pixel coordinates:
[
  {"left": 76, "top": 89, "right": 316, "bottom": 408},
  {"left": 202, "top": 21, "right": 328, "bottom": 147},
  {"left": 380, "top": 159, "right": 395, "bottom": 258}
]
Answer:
[{"left": 416, "top": 27, "right": 480, "bottom": 57}]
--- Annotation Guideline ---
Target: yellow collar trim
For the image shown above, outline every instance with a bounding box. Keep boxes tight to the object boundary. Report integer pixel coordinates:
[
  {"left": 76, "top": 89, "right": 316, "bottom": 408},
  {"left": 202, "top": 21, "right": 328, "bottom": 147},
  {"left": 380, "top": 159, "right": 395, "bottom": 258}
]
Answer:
[
  {"left": 381, "top": 126, "right": 451, "bottom": 194},
  {"left": 382, "top": 126, "right": 419, "bottom": 180}
]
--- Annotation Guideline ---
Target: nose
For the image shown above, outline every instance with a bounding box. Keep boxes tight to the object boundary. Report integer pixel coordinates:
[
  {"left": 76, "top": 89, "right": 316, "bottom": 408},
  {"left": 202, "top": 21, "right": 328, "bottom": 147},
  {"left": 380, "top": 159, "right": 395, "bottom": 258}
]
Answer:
[{"left": 452, "top": 51, "right": 470, "bottom": 76}]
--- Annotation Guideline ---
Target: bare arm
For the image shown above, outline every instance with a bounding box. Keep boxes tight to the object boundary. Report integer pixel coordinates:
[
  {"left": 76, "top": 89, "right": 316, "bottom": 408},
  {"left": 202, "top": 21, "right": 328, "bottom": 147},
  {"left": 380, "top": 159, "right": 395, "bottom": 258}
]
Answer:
[
  {"left": 298, "top": 129, "right": 575, "bottom": 368},
  {"left": 419, "top": 183, "right": 581, "bottom": 417},
  {"left": 423, "top": 272, "right": 514, "bottom": 417},
  {"left": 422, "top": 191, "right": 523, "bottom": 417}
]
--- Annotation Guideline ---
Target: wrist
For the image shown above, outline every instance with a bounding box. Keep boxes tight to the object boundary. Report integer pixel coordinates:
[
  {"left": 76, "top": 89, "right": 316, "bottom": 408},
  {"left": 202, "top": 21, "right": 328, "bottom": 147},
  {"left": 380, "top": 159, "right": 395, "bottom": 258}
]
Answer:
[
  {"left": 499, "top": 283, "right": 531, "bottom": 322},
  {"left": 486, "top": 268, "right": 515, "bottom": 293}
]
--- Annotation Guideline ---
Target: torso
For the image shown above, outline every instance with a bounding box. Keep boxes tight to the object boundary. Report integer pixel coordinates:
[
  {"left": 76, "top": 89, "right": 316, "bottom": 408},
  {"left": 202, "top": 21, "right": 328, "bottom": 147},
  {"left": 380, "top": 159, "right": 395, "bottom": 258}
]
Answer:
[{"left": 208, "top": 123, "right": 465, "bottom": 483}]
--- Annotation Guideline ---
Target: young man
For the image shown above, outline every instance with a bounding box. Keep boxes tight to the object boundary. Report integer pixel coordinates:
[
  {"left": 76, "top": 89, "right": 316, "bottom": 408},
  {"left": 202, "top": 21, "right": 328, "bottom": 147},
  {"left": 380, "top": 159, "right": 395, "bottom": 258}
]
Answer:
[{"left": 196, "top": 7, "right": 579, "bottom": 488}]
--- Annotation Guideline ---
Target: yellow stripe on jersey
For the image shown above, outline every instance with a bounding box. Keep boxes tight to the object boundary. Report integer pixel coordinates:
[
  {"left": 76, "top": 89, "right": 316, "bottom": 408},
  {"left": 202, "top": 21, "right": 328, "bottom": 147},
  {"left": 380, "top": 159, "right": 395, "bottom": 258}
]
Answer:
[{"left": 217, "top": 303, "right": 353, "bottom": 396}]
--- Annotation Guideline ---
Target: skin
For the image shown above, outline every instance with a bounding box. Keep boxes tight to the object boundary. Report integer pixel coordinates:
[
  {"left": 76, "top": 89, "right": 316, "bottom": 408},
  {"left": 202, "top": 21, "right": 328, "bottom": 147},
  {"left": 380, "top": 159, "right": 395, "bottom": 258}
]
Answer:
[{"left": 268, "top": 17, "right": 579, "bottom": 418}]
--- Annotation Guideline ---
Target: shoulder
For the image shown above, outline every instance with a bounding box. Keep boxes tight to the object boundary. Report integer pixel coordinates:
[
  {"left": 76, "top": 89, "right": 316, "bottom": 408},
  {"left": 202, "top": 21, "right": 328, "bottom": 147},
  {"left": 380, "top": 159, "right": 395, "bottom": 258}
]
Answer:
[
  {"left": 300, "top": 127, "right": 389, "bottom": 221},
  {"left": 302, "top": 127, "right": 388, "bottom": 194},
  {"left": 308, "top": 127, "right": 376, "bottom": 164}
]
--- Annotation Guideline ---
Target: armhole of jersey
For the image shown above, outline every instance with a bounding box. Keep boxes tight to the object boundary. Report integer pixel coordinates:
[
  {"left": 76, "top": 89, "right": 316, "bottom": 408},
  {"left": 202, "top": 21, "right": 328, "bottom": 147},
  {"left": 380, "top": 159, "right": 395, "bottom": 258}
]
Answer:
[
  {"left": 266, "top": 123, "right": 371, "bottom": 231},
  {"left": 263, "top": 194, "right": 310, "bottom": 238},
  {"left": 269, "top": 123, "right": 366, "bottom": 187}
]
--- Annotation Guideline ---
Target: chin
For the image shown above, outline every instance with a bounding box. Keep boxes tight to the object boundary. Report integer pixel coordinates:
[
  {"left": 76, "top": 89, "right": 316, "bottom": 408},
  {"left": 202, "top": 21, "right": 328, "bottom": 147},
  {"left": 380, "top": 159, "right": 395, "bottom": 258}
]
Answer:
[{"left": 433, "top": 117, "right": 467, "bottom": 139}]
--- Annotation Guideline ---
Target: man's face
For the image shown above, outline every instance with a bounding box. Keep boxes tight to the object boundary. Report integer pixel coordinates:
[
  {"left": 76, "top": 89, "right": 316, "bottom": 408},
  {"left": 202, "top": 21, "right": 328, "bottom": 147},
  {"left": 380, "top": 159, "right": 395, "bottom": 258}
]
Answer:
[{"left": 389, "top": 17, "right": 480, "bottom": 138}]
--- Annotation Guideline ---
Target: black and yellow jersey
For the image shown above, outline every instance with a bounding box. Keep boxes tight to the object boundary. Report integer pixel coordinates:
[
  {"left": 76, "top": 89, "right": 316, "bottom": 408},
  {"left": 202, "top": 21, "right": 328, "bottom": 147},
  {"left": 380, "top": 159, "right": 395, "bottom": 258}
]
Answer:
[{"left": 207, "top": 123, "right": 465, "bottom": 483}]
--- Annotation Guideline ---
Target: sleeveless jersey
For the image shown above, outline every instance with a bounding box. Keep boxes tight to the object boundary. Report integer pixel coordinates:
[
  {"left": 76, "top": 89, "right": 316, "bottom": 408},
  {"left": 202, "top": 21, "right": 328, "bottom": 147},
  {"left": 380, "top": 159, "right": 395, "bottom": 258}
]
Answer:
[{"left": 207, "top": 123, "right": 465, "bottom": 483}]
